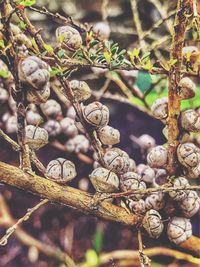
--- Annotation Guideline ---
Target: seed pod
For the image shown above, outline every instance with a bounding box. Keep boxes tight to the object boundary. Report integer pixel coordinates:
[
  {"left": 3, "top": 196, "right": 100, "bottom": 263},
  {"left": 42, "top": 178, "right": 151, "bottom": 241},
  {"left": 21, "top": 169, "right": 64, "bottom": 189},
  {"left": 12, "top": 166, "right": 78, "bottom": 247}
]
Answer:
[
  {"left": 120, "top": 172, "right": 146, "bottom": 200},
  {"left": 147, "top": 146, "right": 168, "bottom": 168},
  {"left": 89, "top": 167, "right": 119, "bottom": 193},
  {"left": 128, "top": 158, "right": 137, "bottom": 172},
  {"left": 178, "top": 77, "right": 196, "bottom": 100},
  {"left": 66, "top": 106, "right": 76, "bottom": 120},
  {"left": 177, "top": 142, "right": 200, "bottom": 168},
  {"left": 44, "top": 120, "right": 61, "bottom": 137},
  {"left": 56, "top": 26, "right": 82, "bottom": 51},
  {"left": 41, "top": 99, "right": 62, "bottom": 118},
  {"left": 93, "top": 22, "right": 111, "bottom": 40},
  {"left": 151, "top": 97, "right": 168, "bottom": 120},
  {"left": 60, "top": 117, "right": 78, "bottom": 137},
  {"left": 10, "top": 23, "right": 32, "bottom": 48},
  {"left": 137, "top": 164, "right": 155, "bottom": 183},
  {"left": 152, "top": 168, "right": 168, "bottom": 187},
  {"left": 69, "top": 80, "right": 91, "bottom": 102},
  {"left": 126, "top": 199, "right": 146, "bottom": 214},
  {"left": 138, "top": 134, "right": 156, "bottom": 150},
  {"left": 26, "top": 84, "right": 50, "bottom": 104},
  {"left": 145, "top": 192, "right": 165, "bottom": 211},
  {"left": 97, "top": 125, "right": 120, "bottom": 145},
  {"left": 179, "top": 191, "right": 200, "bottom": 218},
  {"left": 26, "top": 110, "right": 42, "bottom": 126},
  {"left": 167, "top": 217, "right": 192, "bottom": 245},
  {"left": 25, "top": 125, "right": 48, "bottom": 150},
  {"left": 180, "top": 109, "right": 200, "bottom": 132},
  {"left": 5, "top": 115, "right": 17, "bottom": 134},
  {"left": 187, "top": 164, "right": 200, "bottom": 179},
  {"left": 65, "top": 138, "right": 75, "bottom": 153},
  {"left": 45, "top": 158, "right": 76, "bottom": 184},
  {"left": 142, "top": 209, "right": 164, "bottom": 239},
  {"left": 169, "top": 176, "right": 189, "bottom": 201},
  {"left": 18, "top": 56, "right": 50, "bottom": 89},
  {"left": 74, "top": 116, "right": 86, "bottom": 133},
  {"left": 103, "top": 148, "right": 130, "bottom": 174},
  {"left": 0, "top": 87, "right": 9, "bottom": 103},
  {"left": 73, "top": 134, "right": 90, "bottom": 153},
  {"left": 82, "top": 101, "right": 109, "bottom": 129}
]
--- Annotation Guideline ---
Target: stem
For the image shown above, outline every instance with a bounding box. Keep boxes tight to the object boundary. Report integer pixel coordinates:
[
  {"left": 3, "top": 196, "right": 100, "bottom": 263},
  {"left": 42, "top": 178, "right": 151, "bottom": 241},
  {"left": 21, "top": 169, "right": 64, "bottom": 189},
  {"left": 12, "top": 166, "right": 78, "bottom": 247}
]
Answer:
[{"left": 167, "top": 0, "right": 192, "bottom": 175}]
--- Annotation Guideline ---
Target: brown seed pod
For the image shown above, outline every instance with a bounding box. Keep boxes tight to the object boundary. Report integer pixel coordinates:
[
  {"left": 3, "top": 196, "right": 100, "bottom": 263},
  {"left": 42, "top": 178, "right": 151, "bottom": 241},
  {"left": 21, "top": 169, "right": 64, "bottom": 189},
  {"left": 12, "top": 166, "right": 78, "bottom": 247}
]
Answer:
[
  {"left": 120, "top": 172, "right": 146, "bottom": 200},
  {"left": 18, "top": 56, "right": 50, "bottom": 90},
  {"left": 169, "top": 176, "right": 189, "bottom": 201},
  {"left": 177, "top": 142, "right": 200, "bottom": 168},
  {"left": 167, "top": 217, "right": 192, "bottom": 245},
  {"left": 142, "top": 209, "right": 164, "bottom": 239},
  {"left": 103, "top": 148, "right": 130, "bottom": 174},
  {"left": 82, "top": 101, "right": 109, "bottom": 129},
  {"left": 69, "top": 80, "right": 91, "bottom": 102},
  {"left": 56, "top": 26, "right": 82, "bottom": 51},
  {"left": 89, "top": 167, "right": 119, "bottom": 193},
  {"left": 45, "top": 158, "right": 76, "bottom": 184},
  {"left": 187, "top": 164, "right": 200, "bottom": 179},
  {"left": 180, "top": 109, "right": 200, "bottom": 132},
  {"left": 178, "top": 191, "right": 200, "bottom": 218},
  {"left": 97, "top": 125, "right": 120, "bottom": 146},
  {"left": 26, "top": 83, "right": 50, "bottom": 104},
  {"left": 147, "top": 146, "right": 168, "bottom": 168},
  {"left": 178, "top": 77, "right": 196, "bottom": 100},
  {"left": 151, "top": 97, "right": 168, "bottom": 120},
  {"left": 152, "top": 168, "right": 168, "bottom": 187},
  {"left": 128, "top": 158, "right": 137, "bottom": 172},
  {"left": 25, "top": 125, "right": 48, "bottom": 150}
]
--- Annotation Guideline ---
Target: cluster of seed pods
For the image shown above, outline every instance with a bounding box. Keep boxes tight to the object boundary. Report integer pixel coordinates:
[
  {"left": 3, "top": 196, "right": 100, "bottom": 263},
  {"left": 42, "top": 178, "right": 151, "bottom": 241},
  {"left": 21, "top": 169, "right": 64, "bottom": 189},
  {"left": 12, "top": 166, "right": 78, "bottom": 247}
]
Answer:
[{"left": 0, "top": 23, "right": 199, "bottom": 248}]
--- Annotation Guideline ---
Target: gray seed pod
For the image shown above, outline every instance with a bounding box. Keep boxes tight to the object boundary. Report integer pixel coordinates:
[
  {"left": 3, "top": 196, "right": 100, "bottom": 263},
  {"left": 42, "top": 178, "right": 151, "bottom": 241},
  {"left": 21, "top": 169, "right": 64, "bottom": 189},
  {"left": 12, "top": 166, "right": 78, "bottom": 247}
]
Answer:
[
  {"left": 41, "top": 99, "right": 62, "bottom": 118},
  {"left": 152, "top": 168, "right": 168, "bottom": 187},
  {"left": 65, "top": 138, "right": 75, "bottom": 153},
  {"left": 128, "top": 158, "right": 137, "bottom": 172},
  {"left": 120, "top": 172, "right": 146, "bottom": 200},
  {"left": 56, "top": 26, "right": 82, "bottom": 51},
  {"left": 126, "top": 199, "right": 146, "bottom": 214},
  {"left": 45, "top": 158, "right": 76, "bottom": 184},
  {"left": 44, "top": 120, "right": 61, "bottom": 137},
  {"left": 169, "top": 176, "right": 189, "bottom": 201},
  {"left": 73, "top": 134, "right": 90, "bottom": 153},
  {"left": 60, "top": 117, "right": 78, "bottom": 137},
  {"left": 18, "top": 56, "right": 50, "bottom": 89},
  {"left": 187, "top": 164, "right": 200, "bottom": 179},
  {"left": 138, "top": 134, "right": 156, "bottom": 150},
  {"left": 137, "top": 164, "right": 155, "bottom": 183},
  {"left": 180, "top": 109, "right": 200, "bottom": 132},
  {"left": 142, "top": 209, "right": 164, "bottom": 239},
  {"left": 97, "top": 125, "right": 120, "bottom": 145},
  {"left": 69, "top": 80, "right": 91, "bottom": 102},
  {"left": 26, "top": 84, "right": 50, "bottom": 104},
  {"left": 89, "top": 167, "right": 119, "bottom": 193},
  {"left": 103, "top": 148, "right": 130, "bottom": 174},
  {"left": 25, "top": 125, "right": 48, "bottom": 150},
  {"left": 151, "top": 97, "right": 168, "bottom": 120},
  {"left": 66, "top": 106, "right": 76, "bottom": 120},
  {"left": 82, "top": 101, "right": 109, "bottom": 129},
  {"left": 93, "top": 22, "right": 111, "bottom": 40},
  {"left": 177, "top": 142, "right": 200, "bottom": 168},
  {"left": 145, "top": 192, "right": 165, "bottom": 211},
  {"left": 5, "top": 115, "right": 17, "bottom": 134},
  {"left": 183, "top": 46, "right": 199, "bottom": 55},
  {"left": 147, "top": 146, "right": 168, "bottom": 168},
  {"left": 26, "top": 110, "right": 42, "bottom": 126},
  {"left": 178, "top": 77, "right": 196, "bottom": 100},
  {"left": 0, "top": 87, "right": 9, "bottom": 103},
  {"left": 167, "top": 217, "right": 192, "bottom": 245},
  {"left": 179, "top": 191, "right": 200, "bottom": 218}
]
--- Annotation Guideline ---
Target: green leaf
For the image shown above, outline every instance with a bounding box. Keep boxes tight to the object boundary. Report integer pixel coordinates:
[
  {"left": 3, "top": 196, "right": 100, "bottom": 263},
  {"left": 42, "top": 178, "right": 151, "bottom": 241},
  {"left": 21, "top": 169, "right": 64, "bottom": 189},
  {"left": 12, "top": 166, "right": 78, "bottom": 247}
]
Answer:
[
  {"left": 0, "top": 70, "right": 10, "bottom": 78},
  {"left": 18, "top": 0, "right": 36, "bottom": 6},
  {"left": 170, "top": 58, "right": 177, "bottom": 65},
  {"left": 141, "top": 52, "right": 151, "bottom": 61},
  {"left": 57, "top": 49, "right": 65, "bottom": 58},
  {"left": 103, "top": 51, "right": 111, "bottom": 64},
  {"left": 136, "top": 71, "right": 152, "bottom": 92},
  {"left": 0, "top": 40, "right": 5, "bottom": 49},
  {"left": 104, "top": 40, "right": 111, "bottom": 50},
  {"left": 18, "top": 20, "right": 26, "bottom": 30},
  {"left": 50, "top": 67, "right": 63, "bottom": 77},
  {"left": 31, "top": 37, "right": 38, "bottom": 51},
  {"left": 58, "top": 33, "right": 65, "bottom": 44},
  {"left": 93, "top": 227, "right": 104, "bottom": 253},
  {"left": 85, "top": 249, "right": 99, "bottom": 267},
  {"left": 43, "top": 43, "right": 54, "bottom": 54}
]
